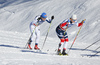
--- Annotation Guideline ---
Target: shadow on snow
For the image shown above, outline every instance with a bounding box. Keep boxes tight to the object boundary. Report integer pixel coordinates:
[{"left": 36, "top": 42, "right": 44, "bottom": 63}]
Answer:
[
  {"left": 0, "top": 44, "right": 47, "bottom": 54},
  {"left": 70, "top": 47, "right": 100, "bottom": 57},
  {"left": 0, "top": 44, "right": 22, "bottom": 49},
  {"left": 21, "top": 50, "right": 47, "bottom": 55},
  {"left": 81, "top": 54, "right": 100, "bottom": 57},
  {"left": 70, "top": 47, "right": 99, "bottom": 53}
]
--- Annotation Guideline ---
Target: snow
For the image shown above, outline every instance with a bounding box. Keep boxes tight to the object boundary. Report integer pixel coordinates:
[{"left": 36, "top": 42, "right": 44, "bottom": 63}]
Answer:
[
  {"left": 0, "top": 0, "right": 100, "bottom": 65},
  {"left": 0, "top": 30, "right": 100, "bottom": 65}
]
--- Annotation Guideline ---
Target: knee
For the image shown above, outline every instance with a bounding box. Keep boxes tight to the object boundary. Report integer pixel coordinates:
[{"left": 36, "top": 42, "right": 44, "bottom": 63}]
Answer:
[
  {"left": 65, "top": 38, "right": 69, "bottom": 42},
  {"left": 60, "top": 39, "right": 65, "bottom": 42}
]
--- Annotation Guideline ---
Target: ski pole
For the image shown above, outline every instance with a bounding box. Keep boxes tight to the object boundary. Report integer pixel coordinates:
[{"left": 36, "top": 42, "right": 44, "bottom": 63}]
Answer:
[
  {"left": 67, "top": 19, "right": 86, "bottom": 54},
  {"left": 41, "top": 20, "right": 53, "bottom": 50},
  {"left": 82, "top": 39, "right": 100, "bottom": 51}
]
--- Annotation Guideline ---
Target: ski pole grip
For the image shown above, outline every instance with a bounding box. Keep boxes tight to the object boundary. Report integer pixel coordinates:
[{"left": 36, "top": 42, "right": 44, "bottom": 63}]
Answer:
[{"left": 82, "top": 19, "right": 86, "bottom": 24}]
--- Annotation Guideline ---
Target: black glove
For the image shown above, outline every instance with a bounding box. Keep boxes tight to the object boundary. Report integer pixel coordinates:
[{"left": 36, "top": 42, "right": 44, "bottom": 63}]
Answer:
[
  {"left": 51, "top": 16, "right": 54, "bottom": 20},
  {"left": 37, "top": 17, "right": 41, "bottom": 21}
]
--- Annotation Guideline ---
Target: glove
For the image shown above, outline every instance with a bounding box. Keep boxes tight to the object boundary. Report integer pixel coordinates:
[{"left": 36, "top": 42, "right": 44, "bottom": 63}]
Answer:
[
  {"left": 37, "top": 17, "right": 41, "bottom": 21},
  {"left": 51, "top": 16, "right": 54, "bottom": 20},
  {"left": 81, "top": 19, "right": 86, "bottom": 23}
]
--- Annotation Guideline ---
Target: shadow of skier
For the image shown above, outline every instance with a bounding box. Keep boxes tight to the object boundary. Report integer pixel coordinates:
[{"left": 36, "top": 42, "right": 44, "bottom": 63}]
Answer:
[
  {"left": 0, "top": 44, "right": 23, "bottom": 49},
  {"left": 21, "top": 50, "right": 47, "bottom": 55}
]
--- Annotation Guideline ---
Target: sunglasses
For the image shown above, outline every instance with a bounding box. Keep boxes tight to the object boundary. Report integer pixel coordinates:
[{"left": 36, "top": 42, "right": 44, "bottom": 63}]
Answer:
[{"left": 73, "top": 19, "right": 76, "bottom": 21}]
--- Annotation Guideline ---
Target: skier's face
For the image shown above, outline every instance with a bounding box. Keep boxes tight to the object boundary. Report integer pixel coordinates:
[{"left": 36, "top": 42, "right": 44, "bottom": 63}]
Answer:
[
  {"left": 71, "top": 18, "right": 76, "bottom": 23},
  {"left": 41, "top": 17, "right": 46, "bottom": 21}
]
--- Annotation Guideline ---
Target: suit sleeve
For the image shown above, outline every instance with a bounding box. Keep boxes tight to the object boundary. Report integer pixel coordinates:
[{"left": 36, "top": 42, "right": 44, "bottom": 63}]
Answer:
[
  {"left": 46, "top": 18, "right": 52, "bottom": 23},
  {"left": 75, "top": 22, "right": 83, "bottom": 27}
]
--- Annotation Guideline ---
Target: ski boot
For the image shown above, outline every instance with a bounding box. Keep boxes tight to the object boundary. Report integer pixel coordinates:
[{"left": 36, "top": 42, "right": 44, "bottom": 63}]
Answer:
[
  {"left": 57, "top": 49, "right": 62, "bottom": 55},
  {"left": 27, "top": 39, "right": 32, "bottom": 49},
  {"left": 28, "top": 44, "right": 32, "bottom": 49},
  {"left": 34, "top": 43, "right": 40, "bottom": 50},
  {"left": 62, "top": 49, "right": 68, "bottom": 56}
]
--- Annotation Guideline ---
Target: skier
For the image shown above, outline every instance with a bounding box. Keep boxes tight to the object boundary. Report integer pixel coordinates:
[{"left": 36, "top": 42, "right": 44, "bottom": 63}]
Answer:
[
  {"left": 28, "top": 12, "right": 54, "bottom": 50},
  {"left": 56, "top": 14, "right": 85, "bottom": 55}
]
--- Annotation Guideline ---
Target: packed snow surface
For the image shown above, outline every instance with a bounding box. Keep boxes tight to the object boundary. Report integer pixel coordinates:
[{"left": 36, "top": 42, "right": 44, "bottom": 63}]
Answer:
[{"left": 0, "top": 0, "right": 100, "bottom": 65}]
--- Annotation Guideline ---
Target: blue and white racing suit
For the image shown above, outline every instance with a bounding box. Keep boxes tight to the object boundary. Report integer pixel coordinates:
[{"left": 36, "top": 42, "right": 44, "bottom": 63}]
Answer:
[{"left": 29, "top": 15, "right": 52, "bottom": 45}]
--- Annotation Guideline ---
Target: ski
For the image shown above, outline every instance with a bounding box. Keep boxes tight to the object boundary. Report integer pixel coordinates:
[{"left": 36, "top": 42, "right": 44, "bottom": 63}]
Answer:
[
  {"left": 56, "top": 51, "right": 68, "bottom": 56},
  {"left": 59, "top": 54, "right": 68, "bottom": 56},
  {"left": 57, "top": 54, "right": 68, "bottom": 56}
]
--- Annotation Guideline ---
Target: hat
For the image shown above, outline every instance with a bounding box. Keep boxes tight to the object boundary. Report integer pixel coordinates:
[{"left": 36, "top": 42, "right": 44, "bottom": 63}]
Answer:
[
  {"left": 41, "top": 12, "right": 47, "bottom": 18},
  {"left": 71, "top": 14, "right": 77, "bottom": 20}
]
